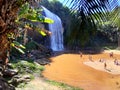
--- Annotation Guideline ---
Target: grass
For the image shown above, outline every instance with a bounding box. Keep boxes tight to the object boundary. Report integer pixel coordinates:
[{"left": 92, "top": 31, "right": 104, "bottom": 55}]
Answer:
[
  {"left": 46, "top": 80, "right": 83, "bottom": 90},
  {"left": 17, "top": 82, "right": 27, "bottom": 88},
  {"left": 11, "top": 60, "right": 45, "bottom": 74}
]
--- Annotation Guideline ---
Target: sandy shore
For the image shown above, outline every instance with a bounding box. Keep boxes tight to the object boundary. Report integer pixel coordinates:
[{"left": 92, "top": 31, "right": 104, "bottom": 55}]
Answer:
[
  {"left": 84, "top": 50, "right": 120, "bottom": 75},
  {"left": 43, "top": 50, "right": 120, "bottom": 90},
  {"left": 84, "top": 60, "right": 120, "bottom": 75},
  {"left": 104, "top": 50, "right": 120, "bottom": 54}
]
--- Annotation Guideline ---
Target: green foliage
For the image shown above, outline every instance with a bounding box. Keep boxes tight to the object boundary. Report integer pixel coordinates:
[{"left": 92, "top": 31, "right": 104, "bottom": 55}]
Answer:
[
  {"left": 25, "top": 41, "right": 38, "bottom": 51},
  {"left": 11, "top": 60, "right": 44, "bottom": 74},
  {"left": 109, "top": 7, "right": 120, "bottom": 28},
  {"left": 18, "top": 2, "right": 30, "bottom": 18},
  {"left": 17, "top": 82, "right": 27, "bottom": 88},
  {"left": 17, "top": 2, "right": 54, "bottom": 24},
  {"left": 39, "top": 30, "right": 47, "bottom": 36},
  {"left": 11, "top": 2, "right": 54, "bottom": 54},
  {"left": 11, "top": 41, "right": 26, "bottom": 54},
  {"left": 98, "top": 24, "right": 119, "bottom": 43},
  {"left": 12, "top": 41, "right": 25, "bottom": 49},
  {"left": 65, "top": 11, "right": 97, "bottom": 48}
]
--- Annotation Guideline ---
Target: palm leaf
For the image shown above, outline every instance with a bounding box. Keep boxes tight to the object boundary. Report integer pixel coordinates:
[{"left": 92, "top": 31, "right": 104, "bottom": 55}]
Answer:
[
  {"left": 11, "top": 41, "right": 26, "bottom": 54},
  {"left": 12, "top": 41, "right": 26, "bottom": 49},
  {"left": 64, "top": 0, "right": 119, "bottom": 22}
]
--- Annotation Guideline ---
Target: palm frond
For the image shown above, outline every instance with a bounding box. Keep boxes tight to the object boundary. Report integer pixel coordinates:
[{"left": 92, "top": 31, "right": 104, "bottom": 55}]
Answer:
[
  {"left": 64, "top": 0, "right": 119, "bottom": 22},
  {"left": 64, "top": 0, "right": 119, "bottom": 48}
]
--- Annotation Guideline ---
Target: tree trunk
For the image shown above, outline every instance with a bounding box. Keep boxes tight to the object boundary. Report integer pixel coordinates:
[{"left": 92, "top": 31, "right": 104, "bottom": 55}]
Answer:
[
  {"left": 0, "top": 0, "right": 37, "bottom": 73},
  {"left": 0, "top": 34, "right": 10, "bottom": 70},
  {"left": 0, "top": 0, "right": 26, "bottom": 72}
]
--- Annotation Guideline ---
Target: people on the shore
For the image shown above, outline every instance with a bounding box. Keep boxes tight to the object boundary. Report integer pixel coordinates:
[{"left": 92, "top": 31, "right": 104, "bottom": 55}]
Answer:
[
  {"left": 109, "top": 52, "right": 113, "bottom": 58},
  {"left": 104, "top": 62, "right": 107, "bottom": 69},
  {"left": 114, "top": 59, "right": 118, "bottom": 65},
  {"left": 99, "top": 59, "right": 105, "bottom": 63},
  {"left": 79, "top": 51, "right": 82, "bottom": 58},
  {"left": 114, "top": 59, "right": 120, "bottom": 66}
]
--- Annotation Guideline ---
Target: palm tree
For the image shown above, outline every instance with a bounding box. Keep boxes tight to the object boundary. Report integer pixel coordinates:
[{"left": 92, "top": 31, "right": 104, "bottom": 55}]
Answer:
[
  {"left": 65, "top": 0, "right": 119, "bottom": 19},
  {"left": 63, "top": 0, "right": 120, "bottom": 48},
  {"left": 0, "top": 0, "right": 41, "bottom": 70}
]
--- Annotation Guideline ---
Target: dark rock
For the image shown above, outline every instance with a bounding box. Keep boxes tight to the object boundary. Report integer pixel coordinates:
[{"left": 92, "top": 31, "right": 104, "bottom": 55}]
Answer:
[
  {"left": 12, "top": 75, "right": 21, "bottom": 79},
  {"left": 7, "top": 63, "right": 14, "bottom": 69},
  {"left": 0, "top": 66, "right": 3, "bottom": 76},
  {"left": 30, "top": 50, "right": 44, "bottom": 59},
  {"left": 22, "top": 75, "right": 31, "bottom": 80},
  {"left": 30, "top": 49, "right": 52, "bottom": 59},
  {"left": 35, "top": 58, "right": 50, "bottom": 65},
  {"left": 0, "top": 77, "right": 15, "bottom": 90},
  {"left": 3, "top": 69, "right": 18, "bottom": 77},
  {"left": 11, "top": 75, "right": 31, "bottom": 86}
]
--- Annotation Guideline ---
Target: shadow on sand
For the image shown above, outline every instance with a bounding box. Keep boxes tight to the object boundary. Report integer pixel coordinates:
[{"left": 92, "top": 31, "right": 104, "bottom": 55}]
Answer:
[{"left": 52, "top": 47, "right": 104, "bottom": 57}]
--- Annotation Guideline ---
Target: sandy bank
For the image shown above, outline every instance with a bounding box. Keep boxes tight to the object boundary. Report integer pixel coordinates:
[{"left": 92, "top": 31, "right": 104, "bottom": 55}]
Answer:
[{"left": 43, "top": 50, "right": 120, "bottom": 90}]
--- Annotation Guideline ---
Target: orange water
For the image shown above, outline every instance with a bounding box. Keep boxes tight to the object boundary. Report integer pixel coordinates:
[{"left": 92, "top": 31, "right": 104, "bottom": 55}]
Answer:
[{"left": 43, "top": 53, "right": 120, "bottom": 90}]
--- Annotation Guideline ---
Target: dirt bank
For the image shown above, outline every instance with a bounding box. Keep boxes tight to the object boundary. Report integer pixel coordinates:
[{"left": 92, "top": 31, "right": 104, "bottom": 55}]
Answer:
[
  {"left": 43, "top": 50, "right": 120, "bottom": 90},
  {"left": 16, "top": 74, "right": 63, "bottom": 90}
]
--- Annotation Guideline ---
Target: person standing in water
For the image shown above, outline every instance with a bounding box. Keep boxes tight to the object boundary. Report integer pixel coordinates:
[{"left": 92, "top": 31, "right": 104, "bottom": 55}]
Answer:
[
  {"left": 79, "top": 51, "right": 83, "bottom": 58},
  {"left": 109, "top": 52, "right": 113, "bottom": 58},
  {"left": 104, "top": 62, "right": 107, "bottom": 69}
]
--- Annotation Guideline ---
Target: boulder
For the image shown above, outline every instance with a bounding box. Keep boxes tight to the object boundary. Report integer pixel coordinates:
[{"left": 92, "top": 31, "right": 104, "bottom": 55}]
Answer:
[
  {"left": 0, "top": 77, "right": 15, "bottom": 90},
  {"left": 11, "top": 75, "right": 31, "bottom": 86},
  {"left": 3, "top": 69, "right": 18, "bottom": 77},
  {"left": 35, "top": 58, "right": 50, "bottom": 65}
]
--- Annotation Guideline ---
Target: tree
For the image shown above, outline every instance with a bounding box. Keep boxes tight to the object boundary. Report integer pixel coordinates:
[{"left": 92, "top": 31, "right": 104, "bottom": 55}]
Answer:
[
  {"left": 0, "top": 0, "right": 27, "bottom": 70},
  {"left": 65, "top": 10, "right": 97, "bottom": 49},
  {"left": 63, "top": 0, "right": 120, "bottom": 49},
  {"left": 65, "top": 0, "right": 119, "bottom": 21},
  {"left": 96, "top": 6, "right": 120, "bottom": 48},
  {"left": 0, "top": 0, "right": 53, "bottom": 71},
  {"left": 110, "top": 7, "right": 120, "bottom": 48}
]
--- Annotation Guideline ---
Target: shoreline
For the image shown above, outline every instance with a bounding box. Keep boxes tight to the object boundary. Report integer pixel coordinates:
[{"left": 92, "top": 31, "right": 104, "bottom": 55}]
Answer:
[{"left": 43, "top": 50, "right": 120, "bottom": 90}]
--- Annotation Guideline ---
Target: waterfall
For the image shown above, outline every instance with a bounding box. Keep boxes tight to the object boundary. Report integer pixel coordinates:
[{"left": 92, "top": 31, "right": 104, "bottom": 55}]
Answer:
[{"left": 42, "top": 6, "right": 64, "bottom": 51}]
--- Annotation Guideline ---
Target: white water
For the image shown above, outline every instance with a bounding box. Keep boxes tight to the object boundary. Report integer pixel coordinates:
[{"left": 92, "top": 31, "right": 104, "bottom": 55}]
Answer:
[{"left": 42, "top": 6, "right": 64, "bottom": 51}]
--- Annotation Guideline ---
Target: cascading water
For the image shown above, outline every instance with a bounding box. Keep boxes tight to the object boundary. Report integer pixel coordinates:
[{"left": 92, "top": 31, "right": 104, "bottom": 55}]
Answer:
[{"left": 42, "top": 6, "right": 64, "bottom": 51}]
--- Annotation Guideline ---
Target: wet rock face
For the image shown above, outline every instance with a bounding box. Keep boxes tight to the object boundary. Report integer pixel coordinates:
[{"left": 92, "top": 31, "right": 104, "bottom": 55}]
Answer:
[
  {"left": 19, "top": 50, "right": 52, "bottom": 65},
  {"left": 35, "top": 58, "right": 51, "bottom": 65},
  {"left": 20, "top": 49, "right": 52, "bottom": 61},
  {"left": 30, "top": 49, "right": 53, "bottom": 59},
  {"left": 0, "top": 77, "right": 15, "bottom": 90}
]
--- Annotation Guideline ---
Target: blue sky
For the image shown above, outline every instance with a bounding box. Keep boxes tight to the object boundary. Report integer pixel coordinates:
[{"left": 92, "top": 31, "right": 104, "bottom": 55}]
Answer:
[
  {"left": 57, "top": 0, "right": 72, "bottom": 7},
  {"left": 49, "top": 0, "right": 71, "bottom": 7}
]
